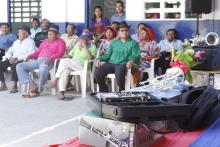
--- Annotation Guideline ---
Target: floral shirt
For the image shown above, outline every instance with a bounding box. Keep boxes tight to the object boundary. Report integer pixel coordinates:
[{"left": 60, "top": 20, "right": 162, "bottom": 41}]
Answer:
[
  {"left": 138, "top": 40, "right": 159, "bottom": 71},
  {"left": 98, "top": 39, "right": 112, "bottom": 55}
]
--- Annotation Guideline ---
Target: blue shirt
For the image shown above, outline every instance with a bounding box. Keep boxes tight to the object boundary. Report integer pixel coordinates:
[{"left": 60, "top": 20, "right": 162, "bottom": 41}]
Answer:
[
  {"left": 30, "top": 27, "right": 42, "bottom": 39},
  {"left": 0, "top": 33, "right": 17, "bottom": 50},
  {"left": 158, "top": 39, "right": 183, "bottom": 52},
  {"left": 111, "top": 12, "right": 126, "bottom": 23}
]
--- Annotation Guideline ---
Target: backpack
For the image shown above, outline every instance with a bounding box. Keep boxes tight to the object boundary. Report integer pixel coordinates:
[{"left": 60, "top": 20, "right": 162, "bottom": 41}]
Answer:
[{"left": 178, "top": 86, "right": 220, "bottom": 131}]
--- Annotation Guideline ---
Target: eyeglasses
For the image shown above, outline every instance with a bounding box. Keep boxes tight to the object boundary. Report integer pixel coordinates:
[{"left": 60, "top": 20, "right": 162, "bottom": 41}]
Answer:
[{"left": 119, "top": 29, "right": 128, "bottom": 32}]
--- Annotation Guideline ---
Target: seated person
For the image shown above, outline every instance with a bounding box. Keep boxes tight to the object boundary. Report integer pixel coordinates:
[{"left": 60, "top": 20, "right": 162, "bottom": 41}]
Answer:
[
  {"left": 99, "top": 26, "right": 117, "bottom": 55},
  {"left": 61, "top": 24, "right": 78, "bottom": 55},
  {"left": 0, "top": 25, "right": 35, "bottom": 92},
  {"left": 16, "top": 24, "right": 65, "bottom": 97},
  {"left": 0, "top": 23, "right": 17, "bottom": 61},
  {"left": 111, "top": 1, "right": 126, "bottom": 23},
  {"left": 138, "top": 28, "right": 159, "bottom": 81},
  {"left": 95, "top": 22, "right": 140, "bottom": 92},
  {"left": 34, "top": 18, "right": 50, "bottom": 47},
  {"left": 155, "top": 28, "right": 183, "bottom": 75},
  {"left": 131, "top": 23, "right": 156, "bottom": 42},
  {"left": 51, "top": 32, "right": 97, "bottom": 99},
  {"left": 30, "top": 18, "right": 42, "bottom": 39}
]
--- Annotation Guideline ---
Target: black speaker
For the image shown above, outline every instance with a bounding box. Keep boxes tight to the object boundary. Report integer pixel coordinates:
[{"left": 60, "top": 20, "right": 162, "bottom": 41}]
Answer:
[{"left": 186, "top": 0, "right": 212, "bottom": 14}]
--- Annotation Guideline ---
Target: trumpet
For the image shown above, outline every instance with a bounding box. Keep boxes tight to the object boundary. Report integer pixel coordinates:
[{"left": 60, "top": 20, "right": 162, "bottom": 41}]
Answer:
[{"left": 139, "top": 67, "right": 184, "bottom": 91}]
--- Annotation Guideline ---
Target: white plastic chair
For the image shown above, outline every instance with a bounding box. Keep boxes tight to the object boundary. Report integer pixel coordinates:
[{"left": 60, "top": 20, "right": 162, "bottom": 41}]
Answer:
[
  {"left": 69, "top": 60, "right": 88, "bottom": 98},
  {"left": 142, "top": 58, "right": 155, "bottom": 79},
  {"left": 97, "top": 68, "right": 132, "bottom": 92}
]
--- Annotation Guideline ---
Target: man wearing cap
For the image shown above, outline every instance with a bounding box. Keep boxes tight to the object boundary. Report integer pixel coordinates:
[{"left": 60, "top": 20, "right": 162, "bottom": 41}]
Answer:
[
  {"left": 51, "top": 31, "right": 97, "bottom": 100},
  {"left": 16, "top": 24, "right": 65, "bottom": 97},
  {"left": 0, "top": 23, "right": 17, "bottom": 61},
  {"left": 0, "top": 25, "right": 35, "bottom": 92},
  {"left": 34, "top": 18, "right": 50, "bottom": 47},
  {"left": 95, "top": 22, "right": 140, "bottom": 92}
]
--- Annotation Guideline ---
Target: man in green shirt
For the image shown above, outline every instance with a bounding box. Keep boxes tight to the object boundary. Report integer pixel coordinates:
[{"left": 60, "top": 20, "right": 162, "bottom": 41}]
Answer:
[
  {"left": 95, "top": 22, "right": 140, "bottom": 92},
  {"left": 51, "top": 32, "right": 97, "bottom": 99}
]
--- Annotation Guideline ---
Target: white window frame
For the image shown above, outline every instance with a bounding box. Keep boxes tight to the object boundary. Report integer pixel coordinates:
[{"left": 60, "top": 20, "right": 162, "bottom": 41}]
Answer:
[
  {"left": 0, "top": 0, "right": 9, "bottom": 22},
  {"left": 143, "top": 0, "right": 199, "bottom": 21}
]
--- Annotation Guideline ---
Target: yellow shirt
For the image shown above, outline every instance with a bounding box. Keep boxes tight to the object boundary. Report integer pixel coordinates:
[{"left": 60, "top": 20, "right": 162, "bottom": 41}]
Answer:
[{"left": 61, "top": 33, "right": 78, "bottom": 50}]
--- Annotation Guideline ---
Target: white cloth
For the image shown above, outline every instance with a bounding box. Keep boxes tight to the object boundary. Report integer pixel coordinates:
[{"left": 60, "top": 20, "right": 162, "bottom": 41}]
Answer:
[
  {"left": 56, "top": 58, "right": 83, "bottom": 91},
  {"left": 61, "top": 34, "right": 78, "bottom": 50},
  {"left": 5, "top": 37, "right": 36, "bottom": 60}
]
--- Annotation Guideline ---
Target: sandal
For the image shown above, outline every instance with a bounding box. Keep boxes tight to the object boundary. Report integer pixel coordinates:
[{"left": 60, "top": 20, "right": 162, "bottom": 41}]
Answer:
[
  {"left": 22, "top": 93, "right": 30, "bottom": 98},
  {"left": 58, "top": 95, "right": 74, "bottom": 101},
  {"left": 22, "top": 92, "right": 39, "bottom": 98},
  {"left": 27, "top": 92, "right": 39, "bottom": 98},
  {"left": 10, "top": 89, "right": 18, "bottom": 93}
]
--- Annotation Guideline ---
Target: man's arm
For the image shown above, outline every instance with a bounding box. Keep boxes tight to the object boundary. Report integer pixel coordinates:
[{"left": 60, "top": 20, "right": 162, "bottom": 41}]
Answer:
[
  {"left": 5, "top": 41, "right": 15, "bottom": 60},
  {"left": 99, "top": 43, "right": 113, "bottom": 61},
  {"left": 29, "top": 42, "right": 43, "bottom": 59},
  {"left": 130, "top": 41, "right": 140, "bottom": 64}
]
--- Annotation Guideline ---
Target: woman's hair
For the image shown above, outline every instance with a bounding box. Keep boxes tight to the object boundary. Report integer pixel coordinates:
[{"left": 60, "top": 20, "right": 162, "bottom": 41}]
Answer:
[
  {"left": 104, "top": 26, "right": 117, "bottom": 39},
  {"left": 137, "top": 23, "right": 149, "bottom": 29},
  {"left": 140, "top": 27, "right": 151, "bottom": 40},
  {"left": 93, "top": 6, "right": 103, "bottom": 19}
]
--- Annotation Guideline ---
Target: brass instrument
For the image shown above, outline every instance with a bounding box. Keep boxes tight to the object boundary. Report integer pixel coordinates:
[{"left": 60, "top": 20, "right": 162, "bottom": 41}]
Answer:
[{"left": 139, "top": 67, "right": 184, "bottom": 91}]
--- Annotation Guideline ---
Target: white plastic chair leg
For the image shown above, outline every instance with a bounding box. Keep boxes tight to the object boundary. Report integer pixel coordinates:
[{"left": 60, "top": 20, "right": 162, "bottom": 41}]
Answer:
[
  {"left": 81, "top": 74, "right": 87, "bottom": 99},
  {"left": 90, "top": 73, "right": 95, "bottom": 92},
  {"left": 75, "top": 76, "right": 80, "bottom": 92},
  {"left": 96, "top": 84, "right": 99, "bottom": 92},
  {"left": 111, "top": 78, "right": 115, "bottom": 92}
]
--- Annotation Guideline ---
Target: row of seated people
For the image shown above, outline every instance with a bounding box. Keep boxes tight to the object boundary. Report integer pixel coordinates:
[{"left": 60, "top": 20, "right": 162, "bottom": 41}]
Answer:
[{"left": 0, "top": 20, "right": 183, "bottom": 99}]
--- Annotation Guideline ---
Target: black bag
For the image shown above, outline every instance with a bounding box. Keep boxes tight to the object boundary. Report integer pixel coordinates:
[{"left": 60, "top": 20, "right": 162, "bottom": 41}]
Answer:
[
  {"left": 179, "top": 86, "right": 220, "bottom": 131},
  {"left": 88, "top": 92, "right": 191, "bottom": 134}
]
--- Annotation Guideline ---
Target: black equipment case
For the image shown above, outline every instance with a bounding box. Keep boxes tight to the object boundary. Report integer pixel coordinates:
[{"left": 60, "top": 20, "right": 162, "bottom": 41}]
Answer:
[
  {"left": 192, "top": 45, "right": 220, "bottom": 70},
  {"left": 87, "top": 92, "right": 191, "bottom": 123}
]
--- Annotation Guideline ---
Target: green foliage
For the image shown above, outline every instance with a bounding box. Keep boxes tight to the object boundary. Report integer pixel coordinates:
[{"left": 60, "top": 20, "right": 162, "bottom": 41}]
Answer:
[{"left": 173, "top": 46, "right": 196, "bottom": 83}]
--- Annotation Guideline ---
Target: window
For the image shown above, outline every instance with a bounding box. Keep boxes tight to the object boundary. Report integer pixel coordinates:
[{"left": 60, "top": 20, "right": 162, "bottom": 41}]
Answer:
[
  {"left": 144, "top": 0, "right": 198, "bottom": 20},
  {"left": 10, "top": 0, "right": 41, "bottom": 23},
  {"left": 126, "top": 0, "right": 199, "bottom": 21},
  {"left": 0, "top": 0, "right": 8, "bottom": 22},
  {"left": 41, "top": 0, "right": 85, "bottom": 23}
]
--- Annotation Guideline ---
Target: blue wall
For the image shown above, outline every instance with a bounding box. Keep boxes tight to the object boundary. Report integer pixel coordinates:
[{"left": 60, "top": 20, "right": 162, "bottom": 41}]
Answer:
[
  {"left": 54, "top": 20, "right": 220, "bottom": 43},
  {"left": 54, "top": 22, "right": 86, "bottom": 36},
  {"left": 128, "top": 20, "right": 220, "bottom": 42}
]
